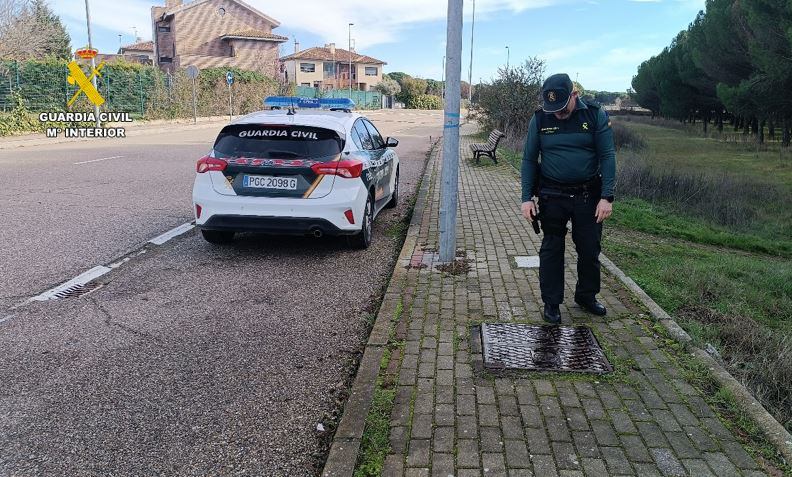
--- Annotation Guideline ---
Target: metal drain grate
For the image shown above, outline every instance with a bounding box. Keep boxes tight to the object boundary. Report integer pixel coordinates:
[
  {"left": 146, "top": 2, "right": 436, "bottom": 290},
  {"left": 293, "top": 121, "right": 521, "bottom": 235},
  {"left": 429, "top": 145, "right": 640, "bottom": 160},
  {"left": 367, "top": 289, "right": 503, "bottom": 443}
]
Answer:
[
  {"left": 481, "top": 323, "right": 612, "bottom": 374},
  {"left": 51, "top": 282, "right": 103, "bottom": 300}
]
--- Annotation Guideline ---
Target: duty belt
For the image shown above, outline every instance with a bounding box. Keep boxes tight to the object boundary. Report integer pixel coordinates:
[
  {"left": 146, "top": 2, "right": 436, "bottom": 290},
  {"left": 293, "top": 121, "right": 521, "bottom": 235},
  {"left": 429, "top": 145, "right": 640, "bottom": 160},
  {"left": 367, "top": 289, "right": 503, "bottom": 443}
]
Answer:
[{"left": 540, "top": 175, "right": 601, "bottom": 193}]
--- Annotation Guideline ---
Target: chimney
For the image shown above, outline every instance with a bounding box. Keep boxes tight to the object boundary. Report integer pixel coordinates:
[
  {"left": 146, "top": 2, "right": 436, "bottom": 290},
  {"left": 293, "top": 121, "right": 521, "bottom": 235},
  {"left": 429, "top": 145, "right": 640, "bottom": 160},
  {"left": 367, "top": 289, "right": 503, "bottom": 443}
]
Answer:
[
  {"left": 165, "top": 0, "right": 182, "bottom": 8},
  {"left": 325, "top": 43, "right": 336, "bottom": 55},
  {"left": 294, "top": 38, "right": 300, "bottom": 54}
]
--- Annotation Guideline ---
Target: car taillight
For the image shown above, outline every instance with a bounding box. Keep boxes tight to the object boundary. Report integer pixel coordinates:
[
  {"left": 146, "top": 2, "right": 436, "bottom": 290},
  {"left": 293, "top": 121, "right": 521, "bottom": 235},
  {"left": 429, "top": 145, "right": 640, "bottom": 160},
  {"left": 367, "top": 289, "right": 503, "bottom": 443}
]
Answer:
[
  {"left": 311, "top": 159, "right": 363, "bottom": 179},
  {"left": 195, "top": 204, "right": 202, "bottom": 219},
  {"left": 344, "top": 209, "right": 355, "bottom": 224},
  {"left": 196, "top": 156, "right": 227, "bottom": 173}
]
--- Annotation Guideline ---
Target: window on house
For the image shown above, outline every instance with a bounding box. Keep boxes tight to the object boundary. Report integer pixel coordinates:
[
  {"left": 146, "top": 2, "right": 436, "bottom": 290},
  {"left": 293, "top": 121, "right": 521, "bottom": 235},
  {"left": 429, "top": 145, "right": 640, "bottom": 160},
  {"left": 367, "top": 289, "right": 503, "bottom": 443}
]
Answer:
[
  {"left": 365, "top": 66, "right": 378, "bottom": 76},
  {"left": 300, "top": 62, "right": 315, "bottom": 73},
  {"left": 323, "top": 62, "right": 335, "bottom": 79},
  {"left": 300, "top": 83, "right": 311, "bottom": 87},
  {"left": 157, "top": 25, "right": 171, "bottom": 32},
  {"left": 159, "top": 56, "right": 173, "bottom": 63}
]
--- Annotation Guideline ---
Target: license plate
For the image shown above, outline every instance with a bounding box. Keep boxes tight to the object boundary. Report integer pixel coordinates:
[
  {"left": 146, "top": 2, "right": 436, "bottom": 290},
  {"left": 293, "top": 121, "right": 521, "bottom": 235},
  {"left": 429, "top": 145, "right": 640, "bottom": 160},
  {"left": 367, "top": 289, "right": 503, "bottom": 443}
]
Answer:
[{"left": 243, "top": 175, "right": 298, "bottom": 190}]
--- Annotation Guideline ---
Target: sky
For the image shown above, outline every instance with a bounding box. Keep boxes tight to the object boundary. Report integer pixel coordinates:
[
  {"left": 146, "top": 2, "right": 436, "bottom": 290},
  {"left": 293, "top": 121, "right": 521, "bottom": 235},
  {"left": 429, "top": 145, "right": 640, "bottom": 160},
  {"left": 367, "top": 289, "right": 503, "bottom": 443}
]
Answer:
[{"left": 50, "top": 0, "right": 705, "bottom": 92}]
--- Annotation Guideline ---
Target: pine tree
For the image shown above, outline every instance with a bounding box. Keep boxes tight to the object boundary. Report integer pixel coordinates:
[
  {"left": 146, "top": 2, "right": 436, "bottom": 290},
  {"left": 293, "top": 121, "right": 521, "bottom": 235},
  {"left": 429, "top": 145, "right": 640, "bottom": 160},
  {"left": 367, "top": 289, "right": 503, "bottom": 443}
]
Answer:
[{"left": 32, "top": 0, "right": 71, "bottom": 60}]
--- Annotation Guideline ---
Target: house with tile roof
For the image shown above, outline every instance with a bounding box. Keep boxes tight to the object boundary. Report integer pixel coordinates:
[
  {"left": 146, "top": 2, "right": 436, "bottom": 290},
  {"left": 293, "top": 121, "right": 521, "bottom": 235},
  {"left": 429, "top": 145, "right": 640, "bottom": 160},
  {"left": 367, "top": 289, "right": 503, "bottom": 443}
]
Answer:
[
  {"left": 118, "top": 40, "right": 155, "bottom": 65},
  {"left": 150, "top": 0, "right": 288, "bottom": 74},
  {"left": 280, "top": 44, "right": 386, "bottom": 92}
]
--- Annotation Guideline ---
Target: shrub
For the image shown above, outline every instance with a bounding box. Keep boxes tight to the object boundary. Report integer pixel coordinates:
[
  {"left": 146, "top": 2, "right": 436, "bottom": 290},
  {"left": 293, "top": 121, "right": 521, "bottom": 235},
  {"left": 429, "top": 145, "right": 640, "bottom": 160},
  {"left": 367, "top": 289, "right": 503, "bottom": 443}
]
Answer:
[
  {"left": 469, "top": 58, "right": 545, "bottom": 151},
  {"left": 407, "top": 94, "right": 442, "bottom": 110},
  {"left": 611, "top": 121, "right": 647, "bottom": 150},
  {"left": 0, "top": 91, "right": 40, "bottom": 135},
  {"left": 397, "top": 77, "right": 427, "bottom": 105},
  {"left": 679, "top": 305, "right": 792, "bottom": 432},
  {"left": 616, "top": 149, "right": 789, "bottom": 234},
  {"left": 374, "top": 77, "right": 400, "bottom": 96}
]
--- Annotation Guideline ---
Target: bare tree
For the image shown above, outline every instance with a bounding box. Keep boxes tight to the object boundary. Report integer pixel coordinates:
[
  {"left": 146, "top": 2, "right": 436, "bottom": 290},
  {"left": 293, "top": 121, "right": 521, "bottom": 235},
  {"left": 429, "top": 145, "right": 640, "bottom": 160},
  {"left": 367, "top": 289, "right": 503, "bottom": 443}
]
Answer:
[{"left": 0, "top": 0, "right": 71, "bottom": 61}]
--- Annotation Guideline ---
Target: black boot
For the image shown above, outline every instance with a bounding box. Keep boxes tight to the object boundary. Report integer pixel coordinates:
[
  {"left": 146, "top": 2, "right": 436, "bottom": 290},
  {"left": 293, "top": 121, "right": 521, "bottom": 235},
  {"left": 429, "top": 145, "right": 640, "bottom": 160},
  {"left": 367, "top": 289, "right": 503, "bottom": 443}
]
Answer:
[
  {"left": 543, "top": 304, "right": 561, "bottom": 324},
  {"left": 574, "top": 298, "right": 607, "bottom": 316}
]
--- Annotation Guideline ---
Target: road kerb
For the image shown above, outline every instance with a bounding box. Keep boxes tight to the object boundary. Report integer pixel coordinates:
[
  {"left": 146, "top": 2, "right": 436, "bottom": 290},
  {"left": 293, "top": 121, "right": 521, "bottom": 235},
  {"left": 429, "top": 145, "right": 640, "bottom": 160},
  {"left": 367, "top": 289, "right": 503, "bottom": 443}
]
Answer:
[
  {"left": 600, "top": 253, "right": 792, "bottom": 465},
  {"left": 322, "top": 141, "right": 437, "bottom": 477}
]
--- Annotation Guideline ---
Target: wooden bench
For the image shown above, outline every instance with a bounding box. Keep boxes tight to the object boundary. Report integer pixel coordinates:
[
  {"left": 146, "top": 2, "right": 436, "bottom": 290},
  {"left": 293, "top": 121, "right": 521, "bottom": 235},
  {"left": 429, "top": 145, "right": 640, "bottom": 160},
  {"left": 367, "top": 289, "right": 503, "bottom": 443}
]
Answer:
[{"left": 469, "top": 129, "right": 506, "bottom": 164}]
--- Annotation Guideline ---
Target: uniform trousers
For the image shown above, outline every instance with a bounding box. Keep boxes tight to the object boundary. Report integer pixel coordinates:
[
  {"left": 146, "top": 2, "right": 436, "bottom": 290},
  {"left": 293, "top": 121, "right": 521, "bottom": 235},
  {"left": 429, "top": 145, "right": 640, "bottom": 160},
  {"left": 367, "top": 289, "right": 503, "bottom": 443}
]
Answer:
[{"left": 537, "top": 185, "right": 602, "bottom": 305}]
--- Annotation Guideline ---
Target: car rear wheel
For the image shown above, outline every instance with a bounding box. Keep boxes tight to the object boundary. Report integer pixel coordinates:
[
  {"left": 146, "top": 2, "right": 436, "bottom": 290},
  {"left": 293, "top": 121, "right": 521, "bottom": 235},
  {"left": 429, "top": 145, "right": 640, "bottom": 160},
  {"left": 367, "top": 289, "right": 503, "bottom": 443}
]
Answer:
[
  {"left": 201, "top": 229, "right": 235, "bottom": 244},
  {"left": 385, "top": 168, "right": 399, "bottom": 209},
  {"left": 348, "top": 194, "right": 373, "bottom": 250}
]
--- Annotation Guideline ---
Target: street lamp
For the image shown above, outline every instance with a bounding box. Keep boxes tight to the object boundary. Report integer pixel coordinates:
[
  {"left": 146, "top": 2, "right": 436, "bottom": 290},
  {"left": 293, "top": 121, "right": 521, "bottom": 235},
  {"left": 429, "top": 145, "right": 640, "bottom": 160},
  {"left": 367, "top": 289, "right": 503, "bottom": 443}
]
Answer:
[
  {"left": 348, "top": 23, "right": 354, "bottom": 99},
  {"left": 85, "top": 0, "right": 100, "bottom": 127},
  {"left": 442, "top": 55, "right": 446, "bottom": 100},
  {"left": 505, "top": 45, "right": 509, "bottom": 71},
  {"left": 467, "top": 0, "right": 475, "bottom": 102}
]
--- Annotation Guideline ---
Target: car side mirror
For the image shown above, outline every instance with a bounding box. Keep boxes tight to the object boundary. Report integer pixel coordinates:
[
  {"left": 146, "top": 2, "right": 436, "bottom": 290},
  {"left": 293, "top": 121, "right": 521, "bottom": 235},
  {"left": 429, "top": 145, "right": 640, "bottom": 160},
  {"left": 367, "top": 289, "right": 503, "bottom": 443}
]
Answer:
[{"left": 386, "top": 137, "right": 399, "bottom": 148}]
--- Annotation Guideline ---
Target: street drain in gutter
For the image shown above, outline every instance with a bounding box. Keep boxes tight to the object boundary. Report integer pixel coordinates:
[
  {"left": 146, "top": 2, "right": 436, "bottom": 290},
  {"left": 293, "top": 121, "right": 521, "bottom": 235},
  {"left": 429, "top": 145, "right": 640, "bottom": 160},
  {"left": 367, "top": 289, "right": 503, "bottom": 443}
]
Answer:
[{"left": 29, "top": 265, "right": 111, "bottom": 302}]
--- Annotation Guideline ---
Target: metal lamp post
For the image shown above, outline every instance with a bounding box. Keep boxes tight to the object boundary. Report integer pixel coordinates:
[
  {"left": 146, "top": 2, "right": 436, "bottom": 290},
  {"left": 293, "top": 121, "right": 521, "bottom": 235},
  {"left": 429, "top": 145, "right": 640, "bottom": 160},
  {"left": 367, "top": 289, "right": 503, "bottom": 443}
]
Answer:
[
  {"left": 348, "top": 23, "right": 354, "bottom": 99},
  {"left": 467, "top": 0, "right": 475, "bottom": 102},
  {"left": 84, "top": 0, "right": 100, "bottom": 127},
  {"left": 442, "top": 55, "right": 446, "bottom": 100},
  {"left": 505, "top": 45, "right": 509, "bottom": 71},
  {"left": 439, "top": 0, "right": 463, "bottom": 263}
]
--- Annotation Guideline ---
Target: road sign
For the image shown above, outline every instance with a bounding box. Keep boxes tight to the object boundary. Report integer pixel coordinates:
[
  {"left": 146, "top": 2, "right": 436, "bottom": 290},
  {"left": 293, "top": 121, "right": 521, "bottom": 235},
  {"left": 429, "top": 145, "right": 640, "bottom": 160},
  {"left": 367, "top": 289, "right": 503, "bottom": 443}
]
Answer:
[
  {"left": 226, "top": 71, "right": 234, "bottom": 86},
  {"left": 187, "top": 66, "right": 199, "bottom": 124},
  {"left": 186, "top": 65, "right": 199, "bottom": 80}
]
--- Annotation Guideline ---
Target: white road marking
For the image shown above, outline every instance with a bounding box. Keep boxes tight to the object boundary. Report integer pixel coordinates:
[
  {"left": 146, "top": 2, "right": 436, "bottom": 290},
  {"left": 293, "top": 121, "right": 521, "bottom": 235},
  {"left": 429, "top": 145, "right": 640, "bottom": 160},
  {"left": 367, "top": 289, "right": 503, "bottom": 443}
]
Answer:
[
  {"left": 0, "top": 314, "right": 16, "bottom": 324},
  {"left": 149, "top": 222, "right": 195, "bottom": 245},
  {"left": 74, "top": 155, "right": 124, "bottom": 165},
  {"left": 29, "top": 265, "right": 112, "bottom": 302}
]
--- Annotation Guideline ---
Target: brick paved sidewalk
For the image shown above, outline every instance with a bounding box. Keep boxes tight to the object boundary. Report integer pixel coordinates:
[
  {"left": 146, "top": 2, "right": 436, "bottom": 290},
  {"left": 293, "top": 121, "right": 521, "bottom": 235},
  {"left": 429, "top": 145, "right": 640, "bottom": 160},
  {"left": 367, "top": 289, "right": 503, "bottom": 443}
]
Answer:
[{"left": 377, "top": 139, "right": 766, "bottom": 476}]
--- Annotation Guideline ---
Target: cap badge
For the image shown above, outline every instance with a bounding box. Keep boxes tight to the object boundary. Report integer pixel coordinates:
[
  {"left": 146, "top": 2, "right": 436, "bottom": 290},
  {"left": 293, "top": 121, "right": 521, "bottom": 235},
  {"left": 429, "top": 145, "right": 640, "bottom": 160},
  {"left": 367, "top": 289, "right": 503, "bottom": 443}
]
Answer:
[{"left": 548, "top": 91, "right": 556, "bottom": 102}]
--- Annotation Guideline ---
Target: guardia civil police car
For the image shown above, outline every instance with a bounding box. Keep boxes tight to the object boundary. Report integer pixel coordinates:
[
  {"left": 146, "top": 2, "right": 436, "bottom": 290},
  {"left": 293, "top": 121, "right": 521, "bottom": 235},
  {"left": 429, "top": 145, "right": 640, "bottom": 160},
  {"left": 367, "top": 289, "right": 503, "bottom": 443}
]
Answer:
[{"left": 192, "top": 97, "right": 399, "bottom": 249}]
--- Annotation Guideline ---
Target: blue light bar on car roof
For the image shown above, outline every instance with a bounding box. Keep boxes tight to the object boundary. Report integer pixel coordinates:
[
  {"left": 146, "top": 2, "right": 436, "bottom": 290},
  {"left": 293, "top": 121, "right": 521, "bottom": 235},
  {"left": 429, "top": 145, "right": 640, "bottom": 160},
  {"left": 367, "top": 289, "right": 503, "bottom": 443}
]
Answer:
[{"left": 263, "top": 96, "right": 356, "bottom": 110}]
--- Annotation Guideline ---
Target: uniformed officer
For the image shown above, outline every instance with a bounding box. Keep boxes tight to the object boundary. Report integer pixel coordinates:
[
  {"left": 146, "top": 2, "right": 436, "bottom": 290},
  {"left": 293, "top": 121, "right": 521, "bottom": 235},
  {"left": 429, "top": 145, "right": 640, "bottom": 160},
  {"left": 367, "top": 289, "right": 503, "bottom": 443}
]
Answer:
[{"left": 520, "top": 73, "right": 616, "bottom": 324}]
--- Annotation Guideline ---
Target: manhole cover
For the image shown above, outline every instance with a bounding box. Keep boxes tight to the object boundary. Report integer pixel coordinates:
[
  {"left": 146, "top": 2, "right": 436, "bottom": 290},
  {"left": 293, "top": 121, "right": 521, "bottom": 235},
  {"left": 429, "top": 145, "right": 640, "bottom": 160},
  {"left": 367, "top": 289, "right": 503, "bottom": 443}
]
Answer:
[{"left": 480, "top": 323, "right": 612, "bottom": 374}]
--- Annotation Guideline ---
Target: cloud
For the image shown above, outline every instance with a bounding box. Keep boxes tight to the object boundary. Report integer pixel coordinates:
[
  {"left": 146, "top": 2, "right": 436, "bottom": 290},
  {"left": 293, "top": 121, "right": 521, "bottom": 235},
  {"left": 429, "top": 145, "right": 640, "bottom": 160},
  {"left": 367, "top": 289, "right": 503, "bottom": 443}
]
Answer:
[
  {"left": 540, "top": 40, "right": 603, "bottom": 61},
  {"left": 54, "top": 0, "right": 152, "bottom": 38},
  {"left": 255, "top": 0, "right": 571, "bottom": 48},
  {"left": 52, "top": 0, "right": 567, "bottom": 47}
]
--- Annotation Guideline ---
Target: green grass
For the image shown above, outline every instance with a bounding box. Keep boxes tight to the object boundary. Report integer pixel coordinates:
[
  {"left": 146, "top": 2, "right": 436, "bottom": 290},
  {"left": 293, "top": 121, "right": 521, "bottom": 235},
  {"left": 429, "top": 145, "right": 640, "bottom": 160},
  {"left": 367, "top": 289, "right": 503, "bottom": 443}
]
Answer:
[
  {"left": 620, "top": 121, "right": 792, "bottom": 188},
  {"left": 354, "top": 349, "right": 396, "bottom": 477},
  {"left": 651, "top": 323, "right": 792, "bottom": 475},
  {"left": 612, "top": 198, "right": 792, "bottom": 258},
  {"left": 354, "top": 300, "right": 404, "bottom": 476},
  {"left": 604, "top": 228, "right": 792, "bottom": 335}
]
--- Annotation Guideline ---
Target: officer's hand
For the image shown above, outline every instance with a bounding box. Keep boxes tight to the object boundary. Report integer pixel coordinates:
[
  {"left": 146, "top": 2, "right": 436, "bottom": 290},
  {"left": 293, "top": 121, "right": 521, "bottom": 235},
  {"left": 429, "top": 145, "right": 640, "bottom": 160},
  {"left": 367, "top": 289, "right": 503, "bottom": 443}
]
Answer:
[
  {"left": 595, "top": 199, "right": 612, "bottom": 223},
  {"left": 521, "top": 200, "right": 537, "bottom": 220}
]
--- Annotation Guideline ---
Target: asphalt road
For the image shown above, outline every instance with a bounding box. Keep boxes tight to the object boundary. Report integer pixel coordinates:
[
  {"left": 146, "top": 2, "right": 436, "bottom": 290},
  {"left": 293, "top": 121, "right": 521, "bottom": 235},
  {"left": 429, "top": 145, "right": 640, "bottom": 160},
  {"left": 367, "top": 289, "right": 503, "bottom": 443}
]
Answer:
[{"left": 0, "top": 109, "right": 442, "bottom": 476}]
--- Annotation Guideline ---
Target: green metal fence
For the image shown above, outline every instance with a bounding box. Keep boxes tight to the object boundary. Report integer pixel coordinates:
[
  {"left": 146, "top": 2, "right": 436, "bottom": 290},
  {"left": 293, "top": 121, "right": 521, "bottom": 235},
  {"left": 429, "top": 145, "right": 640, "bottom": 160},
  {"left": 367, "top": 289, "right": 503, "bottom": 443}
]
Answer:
[
  {"left": 0, "top": 60, "right": 160, "bottom": 116},
  {"left": 0, "top": 60, "right": 380, "bottom": 116},
  {"left": 295, "top": 85, "right": 382, "bottom": 110}
]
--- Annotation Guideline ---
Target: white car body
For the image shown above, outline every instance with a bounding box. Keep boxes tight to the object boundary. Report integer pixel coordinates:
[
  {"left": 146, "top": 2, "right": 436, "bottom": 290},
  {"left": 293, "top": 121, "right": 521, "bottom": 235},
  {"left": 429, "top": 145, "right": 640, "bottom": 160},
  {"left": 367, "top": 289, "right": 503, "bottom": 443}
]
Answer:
[{"left": 192, "top": 109, "right": 400, "bottom": 247}]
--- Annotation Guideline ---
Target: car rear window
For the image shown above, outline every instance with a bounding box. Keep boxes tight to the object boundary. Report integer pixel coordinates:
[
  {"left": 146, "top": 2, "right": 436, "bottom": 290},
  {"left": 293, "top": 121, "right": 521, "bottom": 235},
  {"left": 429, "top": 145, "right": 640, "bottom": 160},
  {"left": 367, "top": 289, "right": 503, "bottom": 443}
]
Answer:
[{"left": 213, "top": 124, "right": 343, "bottom": 159}]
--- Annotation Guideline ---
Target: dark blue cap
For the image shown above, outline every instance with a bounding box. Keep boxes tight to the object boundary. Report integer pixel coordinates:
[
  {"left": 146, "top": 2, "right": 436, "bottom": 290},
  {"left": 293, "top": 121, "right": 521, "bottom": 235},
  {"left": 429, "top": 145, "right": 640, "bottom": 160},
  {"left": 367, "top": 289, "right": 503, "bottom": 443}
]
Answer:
[{"left": 541, "top": 73, "right": 573, "bottom": 113}]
